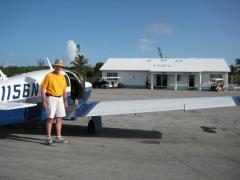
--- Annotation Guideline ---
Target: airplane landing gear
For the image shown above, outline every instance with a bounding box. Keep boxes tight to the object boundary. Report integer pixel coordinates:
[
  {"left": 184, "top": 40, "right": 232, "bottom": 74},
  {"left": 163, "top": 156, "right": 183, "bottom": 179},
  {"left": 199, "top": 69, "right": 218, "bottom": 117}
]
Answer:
[
  {"left": 87, "top": 116, "right": 102, "bottom": 134},
  {"left": 88, "top": 120, "right": 95, "bottom": 134}
]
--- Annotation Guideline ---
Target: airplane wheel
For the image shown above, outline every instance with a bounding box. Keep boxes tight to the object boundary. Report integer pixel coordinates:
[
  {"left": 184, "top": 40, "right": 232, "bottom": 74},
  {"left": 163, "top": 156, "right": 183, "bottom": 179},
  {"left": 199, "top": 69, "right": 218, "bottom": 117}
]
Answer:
[{"left": 88, "top": 120, "right": 96, "bottom": 134}]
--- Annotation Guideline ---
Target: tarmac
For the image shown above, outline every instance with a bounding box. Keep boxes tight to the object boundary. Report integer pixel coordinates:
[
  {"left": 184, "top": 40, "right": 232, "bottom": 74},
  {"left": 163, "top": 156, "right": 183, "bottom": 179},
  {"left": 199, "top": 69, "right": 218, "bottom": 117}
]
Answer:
[{"left": 0, "top": 89, "right": 240, "bottom": 180}]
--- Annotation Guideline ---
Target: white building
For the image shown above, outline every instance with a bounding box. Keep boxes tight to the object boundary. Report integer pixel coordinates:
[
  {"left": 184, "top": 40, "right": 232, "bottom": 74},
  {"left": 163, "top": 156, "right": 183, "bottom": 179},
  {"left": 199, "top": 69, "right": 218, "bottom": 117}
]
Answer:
[{"left": 100, "top": 58, "right": 230, "bottom": 91}]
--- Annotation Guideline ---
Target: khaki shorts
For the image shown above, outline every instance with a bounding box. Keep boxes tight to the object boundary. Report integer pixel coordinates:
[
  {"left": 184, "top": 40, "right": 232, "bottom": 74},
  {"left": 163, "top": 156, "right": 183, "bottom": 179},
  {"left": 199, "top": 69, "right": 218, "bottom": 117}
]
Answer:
[{"left": 46, "top": 96, "right": 66, "bottom": 118}]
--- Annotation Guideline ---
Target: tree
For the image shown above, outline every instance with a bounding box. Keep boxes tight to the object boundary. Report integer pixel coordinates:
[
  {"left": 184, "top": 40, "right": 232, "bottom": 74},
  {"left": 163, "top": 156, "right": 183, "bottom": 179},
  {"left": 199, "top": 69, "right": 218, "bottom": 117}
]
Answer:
[
  {"left": 84, "top": 66, "right": 94, "bottom": 82},
  {"left": 94, "top": 62, "right": 104, "bottom": 72},
  {"left": 70, "top": 54, "right": 88, "bottom": 78},
  {"left": 36, "top": 58, "right": 45, "bottom": 67},
  {"left": 229, "top": 59, "right": 240, "bottom": 85},
  {"left": 2, "top": 65, "right": 47, "bottom": 77},
  {"left": 70, "top": 43, "right": 89, "bottom": 79},
  {"left": 69, "top": 43, "right": 104, "bottom": 81},
  {"left": 94, "top": 62, "right": 104, "bottom": 81},
  {"left": 236, "top": 58, "right": 240, "bottom": 71}
]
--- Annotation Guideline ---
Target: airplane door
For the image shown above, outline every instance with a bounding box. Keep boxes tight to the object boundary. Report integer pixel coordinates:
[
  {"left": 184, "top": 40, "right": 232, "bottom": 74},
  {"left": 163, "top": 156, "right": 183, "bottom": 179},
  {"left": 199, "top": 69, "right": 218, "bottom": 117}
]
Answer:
[
  {"left": 65, "top": 71, "right": 85, "bottom": 100},
  {"left": 64, "top": 71, "right": 86, "bottom": 119}
]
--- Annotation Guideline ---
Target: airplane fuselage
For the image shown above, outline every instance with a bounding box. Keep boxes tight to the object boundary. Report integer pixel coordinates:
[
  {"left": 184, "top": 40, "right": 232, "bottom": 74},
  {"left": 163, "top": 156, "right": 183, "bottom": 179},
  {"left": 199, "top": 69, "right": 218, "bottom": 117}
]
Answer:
[
  {"left": 1, "top": 80, "right": 40, "bottom": 102},
  {"left": 0, "top": 69, "right": 92, "bottom": 125}
]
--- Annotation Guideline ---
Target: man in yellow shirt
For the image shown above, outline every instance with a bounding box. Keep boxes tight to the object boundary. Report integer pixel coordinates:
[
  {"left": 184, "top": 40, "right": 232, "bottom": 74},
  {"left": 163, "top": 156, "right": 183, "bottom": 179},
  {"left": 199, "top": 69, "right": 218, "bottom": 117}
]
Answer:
[{"left": 41, "top": 59, "right": 68, "bottom": 145}]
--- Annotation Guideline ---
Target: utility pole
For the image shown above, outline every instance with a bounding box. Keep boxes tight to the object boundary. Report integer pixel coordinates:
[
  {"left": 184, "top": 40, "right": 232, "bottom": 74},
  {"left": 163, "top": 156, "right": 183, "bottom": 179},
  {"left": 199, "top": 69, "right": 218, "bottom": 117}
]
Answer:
[
  {"left": 157, "top": 46, "right": 167, "bottom": 61},
  {"left": 76, "top": 44, "right": 80, "bottom": 56},
  {"left": 157, "top": 46, "right": 163, "bottom": 58}
]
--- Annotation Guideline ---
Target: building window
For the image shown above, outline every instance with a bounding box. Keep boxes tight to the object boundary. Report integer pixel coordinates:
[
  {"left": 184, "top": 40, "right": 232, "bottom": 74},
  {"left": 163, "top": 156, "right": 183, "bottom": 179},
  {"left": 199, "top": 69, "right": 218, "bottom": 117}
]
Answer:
[
  {"left": 177, "top": 74, "right": 181, "bottom": 81},
  {"left": 132, "top": 75, "right": 135, "bottom": 79},
  {"left": 107, "top": 72, "right": 118, "bottom": 77},
  {"left": 210, "top": 74, "right": 223, "bottom": 79}
]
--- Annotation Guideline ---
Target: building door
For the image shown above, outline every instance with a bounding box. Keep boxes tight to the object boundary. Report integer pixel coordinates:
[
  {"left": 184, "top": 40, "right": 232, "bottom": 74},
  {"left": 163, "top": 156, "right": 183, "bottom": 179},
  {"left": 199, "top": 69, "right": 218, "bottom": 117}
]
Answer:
[
  {"left": 156, "top": 74, "right": 168, "bottom": 87},
  {"left": 189, "top": 75, "right": 195, "bottom": 87},
  {"left": 156, "top": 75, "right": 162, "bottom": 86},
  {"left": 162, "top": 75, "right": 167, "bottom": 86}
]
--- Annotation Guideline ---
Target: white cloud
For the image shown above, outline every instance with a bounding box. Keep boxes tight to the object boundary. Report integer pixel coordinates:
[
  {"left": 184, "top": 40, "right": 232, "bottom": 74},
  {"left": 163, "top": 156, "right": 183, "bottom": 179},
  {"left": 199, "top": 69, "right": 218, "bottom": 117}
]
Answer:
[
  {"left": 66, "top": 40, "right": 77, "bottom": 65},
  {"left": 139, "top": 38, "right": 154, "bottom": 52},
  {"left": 148, "top": 23, "right": 173, "bottom": 34}
]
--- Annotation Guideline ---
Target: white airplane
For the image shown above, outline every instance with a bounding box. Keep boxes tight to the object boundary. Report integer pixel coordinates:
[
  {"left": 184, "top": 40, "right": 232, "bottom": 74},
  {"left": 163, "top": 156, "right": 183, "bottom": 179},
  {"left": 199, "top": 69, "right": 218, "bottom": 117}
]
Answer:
[{"left": 0, "top": 59, "right": 240, "bottom": 133}]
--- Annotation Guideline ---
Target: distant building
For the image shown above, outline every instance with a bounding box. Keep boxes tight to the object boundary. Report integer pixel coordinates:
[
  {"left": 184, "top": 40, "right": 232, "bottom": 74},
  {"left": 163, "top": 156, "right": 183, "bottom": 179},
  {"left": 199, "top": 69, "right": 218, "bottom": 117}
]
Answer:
[{"left": 100, "top": 58, "right": 230, "bottom": 91}]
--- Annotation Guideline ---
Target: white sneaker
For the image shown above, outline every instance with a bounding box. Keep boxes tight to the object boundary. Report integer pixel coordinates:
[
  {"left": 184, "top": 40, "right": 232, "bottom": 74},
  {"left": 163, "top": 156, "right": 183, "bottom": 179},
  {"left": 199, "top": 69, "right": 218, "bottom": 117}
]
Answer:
[
  {"left": 45, "top": 138, "right": 56, "bottom": 146},
  {"left": 53, "top": 137, "right": 68, "bottom": 144}
]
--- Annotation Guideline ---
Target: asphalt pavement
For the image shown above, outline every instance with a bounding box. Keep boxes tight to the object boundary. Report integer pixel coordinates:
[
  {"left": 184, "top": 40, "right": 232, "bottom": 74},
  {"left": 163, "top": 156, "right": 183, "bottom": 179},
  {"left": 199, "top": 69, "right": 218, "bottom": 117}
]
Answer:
[{"left": 0, "top": 89, "right": 240, "bottom": 180}]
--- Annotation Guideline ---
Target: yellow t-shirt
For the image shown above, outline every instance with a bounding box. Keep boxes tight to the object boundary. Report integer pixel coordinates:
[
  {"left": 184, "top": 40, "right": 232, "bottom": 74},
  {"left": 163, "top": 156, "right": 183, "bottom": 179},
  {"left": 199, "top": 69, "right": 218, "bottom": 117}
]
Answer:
[{"left": 41, "top": 72, "right": 67, "bottom": 96}]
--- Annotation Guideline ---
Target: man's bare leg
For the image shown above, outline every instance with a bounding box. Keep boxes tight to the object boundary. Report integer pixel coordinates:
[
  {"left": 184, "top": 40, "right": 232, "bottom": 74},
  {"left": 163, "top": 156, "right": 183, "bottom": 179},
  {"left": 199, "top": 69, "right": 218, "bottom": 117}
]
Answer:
[
  {"left": 56, "top": 117, "right": 62, "bottom": 137},
  {"left": 46, "top": 118, "right": 53, "bottom": 139}
]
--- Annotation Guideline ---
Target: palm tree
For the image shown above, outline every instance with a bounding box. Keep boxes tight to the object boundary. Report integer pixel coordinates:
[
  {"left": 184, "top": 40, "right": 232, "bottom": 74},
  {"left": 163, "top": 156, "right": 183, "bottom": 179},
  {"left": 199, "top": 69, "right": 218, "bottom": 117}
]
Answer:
[
  {"left": 94, "top": 62, "right": 104, "bottom": 81},
  {"left": 36, "top": 58, "right": 45, "bottom": 68},
  {"left": 70, "top": 43, "right": 88, "bottom": 78},
  {"left": 70, "top": 54, "right": 88, "bottom": 78}
]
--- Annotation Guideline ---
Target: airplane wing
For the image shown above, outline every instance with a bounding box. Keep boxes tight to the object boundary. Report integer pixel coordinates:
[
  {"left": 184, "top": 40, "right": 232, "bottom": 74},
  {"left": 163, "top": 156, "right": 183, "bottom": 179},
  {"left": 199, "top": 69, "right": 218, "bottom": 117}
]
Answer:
[
  {"left": 0, "top": 102, "right": 37, "bottom": 110},
  {"left": 73, "top": 96, "right": 240, "bottom": 117}
]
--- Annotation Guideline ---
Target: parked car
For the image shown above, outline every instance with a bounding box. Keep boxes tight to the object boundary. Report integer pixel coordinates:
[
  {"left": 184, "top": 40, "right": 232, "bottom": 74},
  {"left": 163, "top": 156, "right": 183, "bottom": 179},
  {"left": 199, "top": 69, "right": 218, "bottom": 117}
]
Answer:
[{"left": 92, "top": 80, "right": 110, "bottom": 88}]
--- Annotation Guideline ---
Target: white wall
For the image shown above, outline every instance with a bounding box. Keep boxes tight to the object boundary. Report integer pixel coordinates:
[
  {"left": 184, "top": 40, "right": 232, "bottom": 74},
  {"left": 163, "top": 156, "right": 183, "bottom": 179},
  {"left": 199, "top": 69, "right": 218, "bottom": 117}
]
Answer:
[
  {"left": 102, "top": 71, "right": 148, "bottom": 86},
  {"left": 102, "top": 71, "right": 227, "bottom": 89}
]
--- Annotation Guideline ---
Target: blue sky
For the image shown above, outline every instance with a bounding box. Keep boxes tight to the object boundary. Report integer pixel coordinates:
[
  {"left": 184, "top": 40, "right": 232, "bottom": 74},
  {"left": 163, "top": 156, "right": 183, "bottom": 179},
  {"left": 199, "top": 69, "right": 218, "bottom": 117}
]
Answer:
[{"left": 0, "top": 0, "right": 240, "bottom": 66}]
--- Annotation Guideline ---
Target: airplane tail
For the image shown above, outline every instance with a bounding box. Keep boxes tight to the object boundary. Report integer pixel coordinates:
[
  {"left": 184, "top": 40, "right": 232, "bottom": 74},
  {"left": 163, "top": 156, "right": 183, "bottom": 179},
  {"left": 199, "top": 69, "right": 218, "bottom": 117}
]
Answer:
[{"left": 0, "top": 69, "right": 7, "bottom": 81}]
